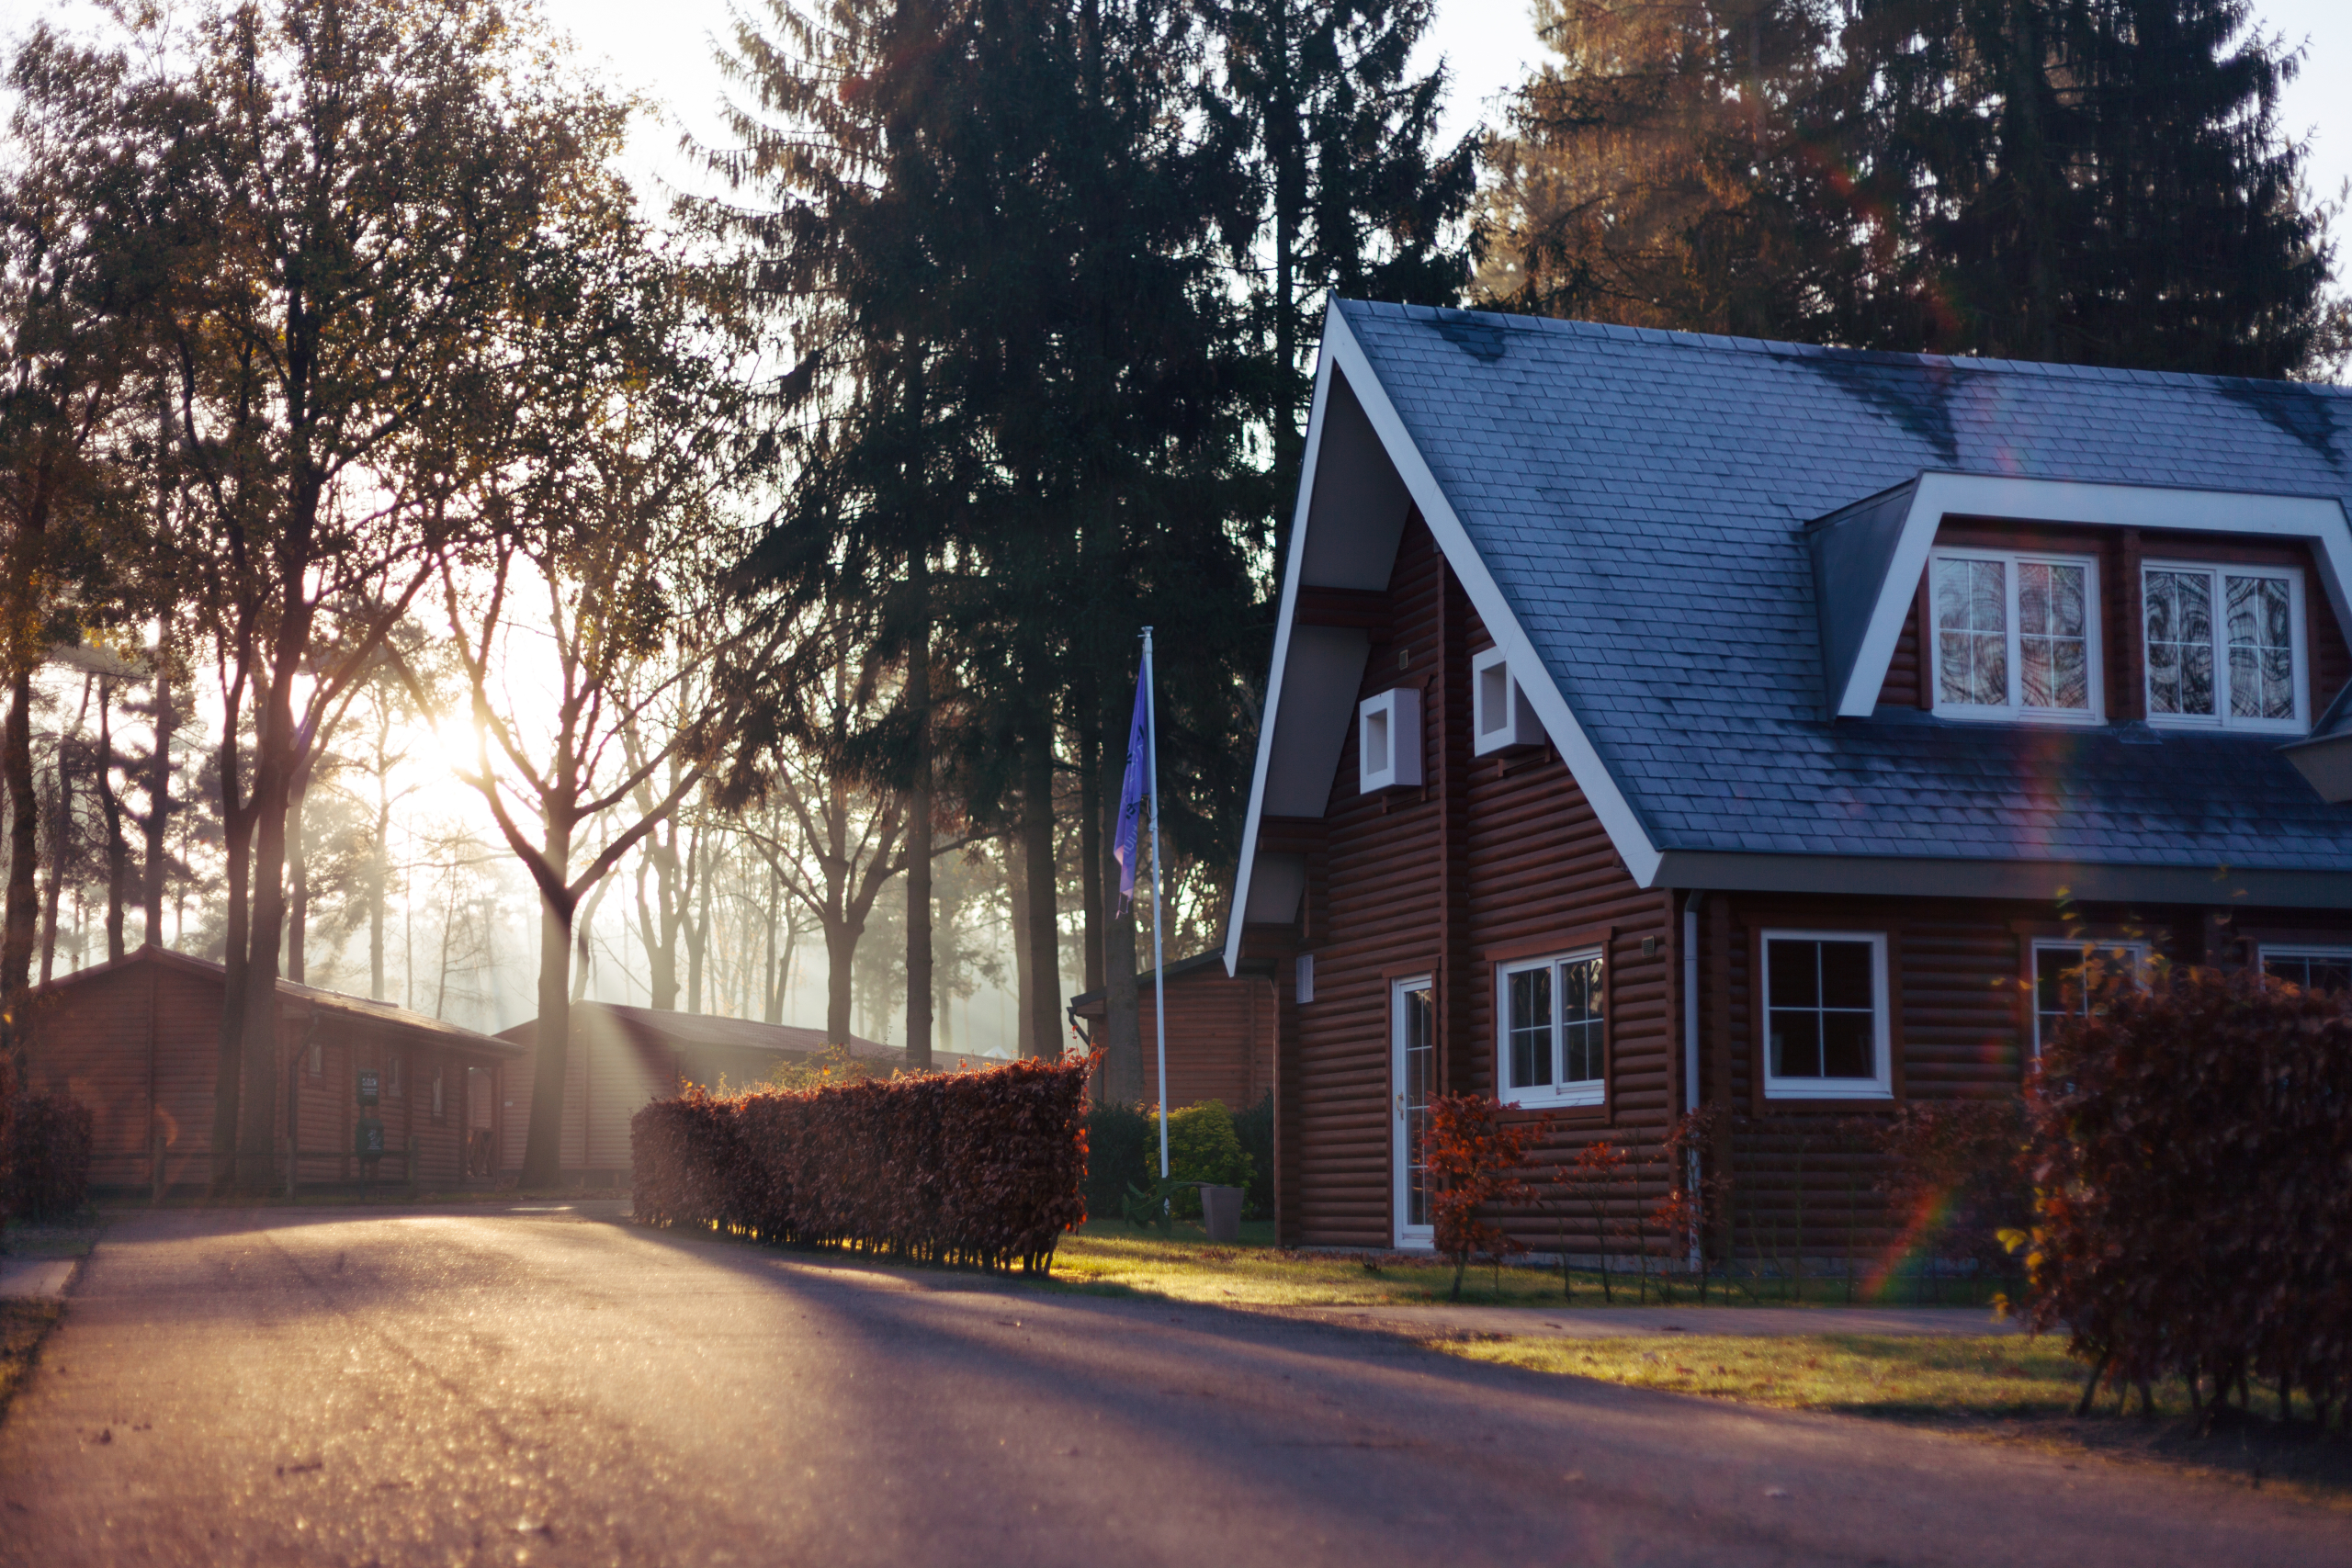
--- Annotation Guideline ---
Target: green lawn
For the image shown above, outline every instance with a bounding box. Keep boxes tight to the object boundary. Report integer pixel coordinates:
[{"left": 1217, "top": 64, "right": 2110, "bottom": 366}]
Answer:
[
  {"left": 1444, "top": 1332, "right": 2119, "bottom": 1416},
  {"left": 1055, "top": 1220, "right": 1746, "bottom": 1308},
  {"left": 1047, "top": 1220, "right": 2002, "bottom": 1311}
]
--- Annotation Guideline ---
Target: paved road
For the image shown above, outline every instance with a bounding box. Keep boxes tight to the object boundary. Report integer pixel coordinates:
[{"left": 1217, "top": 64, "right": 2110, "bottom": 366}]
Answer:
[{"left": 0, "top": 1205, "right": 2342, "bottom": 1567}]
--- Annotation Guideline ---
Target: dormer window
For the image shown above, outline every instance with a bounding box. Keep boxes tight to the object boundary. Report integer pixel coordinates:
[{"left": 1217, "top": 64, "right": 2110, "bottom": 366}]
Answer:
[
  {"left": 1931, "top": 549, "right": 2102, "bottom": 721},
  {"left": 1471, "top": 647, "right": 1544, "bottom": 754},
  {"left": 1358, "top": 687, "right": 1422, "bottom": 792},
  {"left": 2143, "top": 563, "right": 2304, "bottom": 732}
]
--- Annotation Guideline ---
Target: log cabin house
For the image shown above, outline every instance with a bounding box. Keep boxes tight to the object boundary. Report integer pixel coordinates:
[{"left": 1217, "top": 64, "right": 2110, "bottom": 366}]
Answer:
[
  {"left": 493, "top": 1005, "right": 998, "bottom": 1184},
  {"left": 22, "top": 945, "right": 517, "bottom": 1195},
  {"left": 1222, "top": 299, "right": 2352, "bottom": 1259},
  {"left": 1068, "top": 953, "right": 1275, "bottom": 1112}
]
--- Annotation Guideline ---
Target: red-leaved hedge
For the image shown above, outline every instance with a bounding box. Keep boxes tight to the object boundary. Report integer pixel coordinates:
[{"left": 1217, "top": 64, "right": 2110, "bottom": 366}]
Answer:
[
  {"left": 2024, "top": 964, "right": 2352, "bottom": 1415},
  {"left": 4, "top": 1092, "right": 94, "bottom": 1223},
  {"left": 632, "top": 1055, "right": 1090, "bottom": 1273}
]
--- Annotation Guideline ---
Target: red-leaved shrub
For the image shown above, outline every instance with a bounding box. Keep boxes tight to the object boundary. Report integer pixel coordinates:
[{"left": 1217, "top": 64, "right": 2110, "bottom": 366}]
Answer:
[
  {"left": 4, "top": 1092, "right": 94, "bottom": 1223},
  {"left": 2023, "top": 965, "right": 2352, "bottom": 1416},
  {"left": 1424, "top": 1094, "right": 1544, "bottom": 1301},
  {"left": 632, "top": 1055, "right": 1090, "bottom": 1273}
]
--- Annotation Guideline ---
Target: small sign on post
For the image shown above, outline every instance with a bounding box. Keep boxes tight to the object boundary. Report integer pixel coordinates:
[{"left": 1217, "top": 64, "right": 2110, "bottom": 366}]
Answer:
[
  {"left": 356, "top": 1068, "right": 380, "bottom": 1108},
  {"left": 356, "top": 1118, "right": 385, "bottom": 1159}
]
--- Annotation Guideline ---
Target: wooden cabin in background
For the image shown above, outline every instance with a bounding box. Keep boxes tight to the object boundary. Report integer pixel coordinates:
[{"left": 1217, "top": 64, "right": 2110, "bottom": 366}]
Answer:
[
  {"left": 1220, "top": 299, "right": 2352, "bottom": 1258},
  {"left": 22, "top": 946, "right": 518, "bottom": 1194},
  {"left": 1068, "top": 954, "right": 1274, "bottom": 1111},
  {"left": 493, "top": 1004, "right": 1001, "bottom": 1184}
]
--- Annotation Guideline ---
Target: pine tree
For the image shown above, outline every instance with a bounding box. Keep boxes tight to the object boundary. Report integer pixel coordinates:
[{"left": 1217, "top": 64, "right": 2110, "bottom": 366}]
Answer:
[
  {"left": 1840, "top": 0, "right": 2345, "bottom": 375},
  {"left": 1478, "top": 0, "right": 1863, "bottom": 341}
]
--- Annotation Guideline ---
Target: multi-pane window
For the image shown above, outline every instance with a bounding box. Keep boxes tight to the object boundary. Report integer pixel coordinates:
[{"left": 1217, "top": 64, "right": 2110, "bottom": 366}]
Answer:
[
  {"left": 388, "top": 1054, "right": 403, "bottom": 1099},
  {"left": 2261, "top": 947, "right": 2352, "bottom": 995},
  {"left": 1498, "top": 951, "right": 1605, "bottom": 1108},
  {"left": 2031, "top": 940, "right": 2150, "bottom": 1055},
  {"left": 1761, "top": 932, "right": 1892, "bottom": 1099},
  {"left": 1931, "top": 552, "right": 2098, "bottom": 719},
  {"left": 2143, "top": 564, "right": 2302, "bottom": 729},
  {"left": 1394, "top": 979, "right": 1435, "bottom": 1242}
]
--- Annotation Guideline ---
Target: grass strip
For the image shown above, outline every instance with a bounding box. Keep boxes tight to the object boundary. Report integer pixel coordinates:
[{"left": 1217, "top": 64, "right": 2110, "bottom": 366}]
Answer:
[
  {"left": 0, "top": 1299, "right": 64, "bottom": 1427},
  {"left": 1440, "top": 1332, "right": 2352, "bottom": 1504},
  {"left": 1443, "top": 1332, "right": 2118, "bottom": 1416}
]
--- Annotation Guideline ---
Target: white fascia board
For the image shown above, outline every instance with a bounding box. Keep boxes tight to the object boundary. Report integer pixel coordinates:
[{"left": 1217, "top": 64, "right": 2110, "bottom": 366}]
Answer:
[
  {"left": 1837, "top": 472, "right": 2352, "bottom": 717},
  {"left": 1222, "top": 314, "right": 1345, "bottom": 976},
  {"left": 1318, "top": 310, "right": 1664, "bottom": 887}
]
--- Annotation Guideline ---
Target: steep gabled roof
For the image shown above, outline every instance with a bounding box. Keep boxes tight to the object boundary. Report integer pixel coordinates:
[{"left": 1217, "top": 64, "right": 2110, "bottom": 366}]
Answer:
[{"left": 1227, "top": 301, "right": 2352, "bottom": 967}]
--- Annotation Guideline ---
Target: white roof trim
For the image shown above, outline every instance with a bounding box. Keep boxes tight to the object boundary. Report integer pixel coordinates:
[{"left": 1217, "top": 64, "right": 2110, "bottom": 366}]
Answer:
[
  {"left": 1835, "top": 472, "right": 2352, "bottom": 718},
  {"left": 1224, "top": 306, "right": 1664, "bottom": 976},
  {"left": 1222, "top": 333, "right": 1340, "bottom": 976}
]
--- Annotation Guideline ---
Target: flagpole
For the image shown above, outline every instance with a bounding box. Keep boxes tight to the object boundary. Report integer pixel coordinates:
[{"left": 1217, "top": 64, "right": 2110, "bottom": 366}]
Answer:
[{"left": 1145, "top": 626, "right": 1170, "bottom": 1182}]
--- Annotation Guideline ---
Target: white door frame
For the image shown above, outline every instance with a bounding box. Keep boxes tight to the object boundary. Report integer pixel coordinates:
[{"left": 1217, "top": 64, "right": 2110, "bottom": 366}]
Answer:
[{"left": 1391, "top": 974, "right": 1436, "bottom": 1250}]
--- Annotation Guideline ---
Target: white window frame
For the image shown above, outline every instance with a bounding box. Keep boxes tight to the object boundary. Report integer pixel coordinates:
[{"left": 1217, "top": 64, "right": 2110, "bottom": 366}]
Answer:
[
  {"left": 1760, "top": 930, "right": 1894, "bottom": 1100},
  {"left": 1495, "top": 948, "right": 1606, "bottom": 1109},
  {"left": 1471, "top": 646, "right": 1545, "bottom": 755},
  {"left": 2257, "top": 944, "right": 2352, "bottom": 992},
  {"left": 2029, "top": 939, "right": 2152, "bottom": 1057},
  {"left": 1928, "top": 547, "right": 2105, "bottom": 723},
  {"left": 1358, "top": 687, "right": 1422, "bottom": 792},
  {"left": 2141, "top": 561, "right": 2307, "bottom": 734}
]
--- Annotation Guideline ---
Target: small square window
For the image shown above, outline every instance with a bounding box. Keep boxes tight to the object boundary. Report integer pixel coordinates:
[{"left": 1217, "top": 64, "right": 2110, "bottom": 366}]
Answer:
[
  {"left": 1471, "top": 647, "right": 1545, "bottom": 755},
  {"left": 1497, "top": 950, "right": 1604, "bottom": 1108},
  {"left": 1358, "top": 687, "right": 1422, "bottom": 792},
  {"left": 1761, "top": 931, "right": 1893, "bottom": 1099}
]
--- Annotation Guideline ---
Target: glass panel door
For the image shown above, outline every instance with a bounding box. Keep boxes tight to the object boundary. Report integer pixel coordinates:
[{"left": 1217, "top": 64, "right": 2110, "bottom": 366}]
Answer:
[{"left": 1392, "top": 976, "right": 1435, "bottom": 1248}]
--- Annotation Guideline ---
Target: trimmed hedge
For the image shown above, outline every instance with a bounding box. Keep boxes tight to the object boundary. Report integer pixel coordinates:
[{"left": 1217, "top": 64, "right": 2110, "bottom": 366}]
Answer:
[
  {"left": 633, "top": 1055, "right": 1089, "bottom": 1273},
  {"left": 2024, "top": 964, "right": 2352, "bottom": 1416},
  {"left": 4, "top": 1093, "right": 93, "bottom": 1224}
]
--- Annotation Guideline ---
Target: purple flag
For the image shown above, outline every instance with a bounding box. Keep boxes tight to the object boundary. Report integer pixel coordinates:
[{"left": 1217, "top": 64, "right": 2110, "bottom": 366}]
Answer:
[{"left": 1113, "top": 661, "right": 1149, "bottom": 917}]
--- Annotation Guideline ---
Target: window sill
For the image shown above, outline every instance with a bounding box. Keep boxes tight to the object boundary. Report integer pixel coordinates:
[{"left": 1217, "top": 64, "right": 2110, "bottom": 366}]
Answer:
[
  {"left": 1930, "top": 705, "right": 2102, "bottom": 726},
  {"left": 2143, "top": 716, "right": 2306, "bottom": 738},
  {"left": 1501, "top": 1085, "right": 1605, "bottom": 1110},
  {"left": 1762, "top": 1079, "right": 1892, "bottom": 1101}
]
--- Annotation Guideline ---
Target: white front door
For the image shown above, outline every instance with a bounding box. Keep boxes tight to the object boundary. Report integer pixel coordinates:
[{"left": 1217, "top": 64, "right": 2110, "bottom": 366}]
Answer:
[{"left": 1391, "top": 976, "right": 1436, "bottom": 1250}]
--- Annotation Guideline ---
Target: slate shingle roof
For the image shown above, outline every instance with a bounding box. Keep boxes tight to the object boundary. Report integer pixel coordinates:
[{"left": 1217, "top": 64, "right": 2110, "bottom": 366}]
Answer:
[{"left": 1339, "top": 299, "right": 2352, "bottom": 870}]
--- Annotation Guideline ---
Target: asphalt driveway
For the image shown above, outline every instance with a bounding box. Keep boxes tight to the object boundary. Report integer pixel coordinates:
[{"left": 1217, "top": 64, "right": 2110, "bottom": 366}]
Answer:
[{"left": 0, "top": 1203, "right": 2340, "bottom": 1566}]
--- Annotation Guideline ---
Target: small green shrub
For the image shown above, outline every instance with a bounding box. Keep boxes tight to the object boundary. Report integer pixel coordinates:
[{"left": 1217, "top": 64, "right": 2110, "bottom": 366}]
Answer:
[
  {"left": 1167, "top": 1099, "right": 1253, "bottom": 1219},
  {"left": 1231, "top": 1093, "right": 1273, "bottom": 1218},
  {"left": 1084, "top": 1101, "right": 1156, "bottom": 1222}
]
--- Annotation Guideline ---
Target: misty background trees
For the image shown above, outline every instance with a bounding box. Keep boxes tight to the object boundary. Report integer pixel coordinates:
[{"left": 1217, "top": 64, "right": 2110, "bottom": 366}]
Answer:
[{"left": 0, "top": 0, "right": 2342, "bottom": 1187}]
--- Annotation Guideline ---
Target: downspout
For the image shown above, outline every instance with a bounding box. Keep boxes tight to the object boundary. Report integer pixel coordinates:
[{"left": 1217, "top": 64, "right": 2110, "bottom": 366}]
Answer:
[{"left": 1683, "top": 892, "right": 1703, "bottom": 1269}]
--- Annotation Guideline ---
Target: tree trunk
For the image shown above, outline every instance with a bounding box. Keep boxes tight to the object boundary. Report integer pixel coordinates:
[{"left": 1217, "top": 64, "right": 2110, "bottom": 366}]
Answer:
[
  {"left": 904, "top": 548, "right": 933, "bottom": 1069},
  {"left": 1022, "top": 722, "right": 1060, "bottom": 1059},
  {"left": 369, "top": 784, "right": 390, "bottom": 999},
  {"left": 824, "top": 916, "right": 859, "bottom": 1043},
  {"left": 233, "top": 644, "right": 307, "bottom": 1194},
  {"left": 1008, "top": 836, "right": 1032, "bottom": 1057},
  {"left": 685, "top": 828, "right": 707, "bottom": 1014},
  {"left": 1, "top": 668, "right": 38, "bottom": 1084},
  {"left": 39, "top": 731, "right": 70, "bottom": 987},
  {"left": 286, "top": 777, "right": 307, "bottom": 984},
  {"left": 519, "top": 814, "right": 574, "bottom": 1190},
  {"left": 142, "top": 666, "right": 175, "bottom": 949},
  {"left": 1077, "top": 672, "right": 1104, "bottom": 996},
  {"left": 211, "top": 760, "right": 252, "bottom": 1194},
  {"left": 98, "top": 680, "right": 127, "bottom": 964},
  {"left": 1100, "top": 745, "right": 1144, "bottom": 1106}
]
